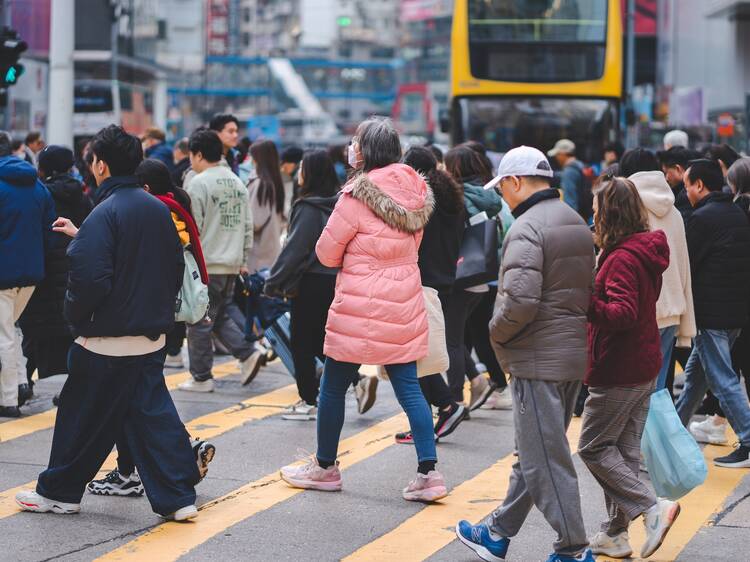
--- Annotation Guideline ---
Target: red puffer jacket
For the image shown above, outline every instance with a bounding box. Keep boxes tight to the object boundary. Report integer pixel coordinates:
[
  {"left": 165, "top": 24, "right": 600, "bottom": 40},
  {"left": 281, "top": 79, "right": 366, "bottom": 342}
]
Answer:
[{"left": 586, "top": 230, "right": 670, "bottom": 387}]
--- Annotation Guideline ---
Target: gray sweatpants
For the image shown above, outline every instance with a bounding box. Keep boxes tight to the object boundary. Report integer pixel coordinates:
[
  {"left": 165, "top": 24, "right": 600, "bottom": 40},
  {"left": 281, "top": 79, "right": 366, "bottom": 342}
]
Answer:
[
  {"left": 187, "top": 274, "right": 253, "bottom": 381},
  {"left": 578, "top": 381, "right": 657, "bottom": 535},
  {"left": 490, "top": 378, "right": 588, "bottom": 557}
]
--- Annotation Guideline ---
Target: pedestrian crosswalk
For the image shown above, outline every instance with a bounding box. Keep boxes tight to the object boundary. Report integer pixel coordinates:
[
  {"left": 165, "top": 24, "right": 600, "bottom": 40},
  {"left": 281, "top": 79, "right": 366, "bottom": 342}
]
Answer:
[{"left": 0, "top": 361, "right": 747, "bottom": 561}]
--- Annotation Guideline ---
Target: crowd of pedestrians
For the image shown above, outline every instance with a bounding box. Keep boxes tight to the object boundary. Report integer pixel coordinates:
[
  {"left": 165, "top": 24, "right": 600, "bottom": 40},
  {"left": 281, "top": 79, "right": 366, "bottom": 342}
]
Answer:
[{"left": 2, "top": 117, "right": 750, "bottom": 560}]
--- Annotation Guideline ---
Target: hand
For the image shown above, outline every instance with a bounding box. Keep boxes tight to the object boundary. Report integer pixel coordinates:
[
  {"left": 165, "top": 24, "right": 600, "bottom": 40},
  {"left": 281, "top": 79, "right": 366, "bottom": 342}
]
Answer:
[
  {"left": 239, "top": 266, "right": 249, "bottom": 277},
  {"left": 52, "top": 217, "right": 79, "bottom": 238}
]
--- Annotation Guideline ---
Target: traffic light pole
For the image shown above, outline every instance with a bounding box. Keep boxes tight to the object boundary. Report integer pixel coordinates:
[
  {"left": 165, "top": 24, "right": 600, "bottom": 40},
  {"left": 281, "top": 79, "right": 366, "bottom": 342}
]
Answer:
[{"left": 47, "top": 0, "right": 75, "bottom": 146}]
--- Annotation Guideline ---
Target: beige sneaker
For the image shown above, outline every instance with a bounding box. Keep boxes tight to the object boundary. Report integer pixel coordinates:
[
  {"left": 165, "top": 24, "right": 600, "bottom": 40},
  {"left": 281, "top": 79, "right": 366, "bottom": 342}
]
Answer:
[{"left": 589, "top": 531, "right": 632, "bottom": 558}]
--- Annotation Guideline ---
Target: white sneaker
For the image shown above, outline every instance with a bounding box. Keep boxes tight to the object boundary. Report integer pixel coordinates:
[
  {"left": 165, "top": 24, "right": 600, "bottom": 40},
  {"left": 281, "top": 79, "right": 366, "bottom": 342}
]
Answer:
[
  {"left": 355, "top": 375, "right": 378, "bottom": 414},
  {"left": 689, "top": 416, "right": 728, "bottom": 445},
  {"left": 641, "top": 498, "right": 681, "bottom": 558},
  {"left": 178, "top": 378, "right": 215, "bottom": 393},
  {"left": 589, "top": 531, "right": 632, "bottom": 558},
  {"left": 163, "top": 504, "right": 198, "bottom": 522},
  {"left": 282, "top": 402, "right": 317, "bottom": 421},
  {"left": 469, "top": 376, "right": 493, "bottom": 411},
  {"left": 16, "top": 489, "right": 81, "bottom": 514},
  {"left": 240, "top": 350, "right": 264, "bottom": 386},
  {"left": 481, "top": 387, "right": 513, "bottom": 410},
  {"left": 164, "top": 353, "right": 184, "bottom": 369}
]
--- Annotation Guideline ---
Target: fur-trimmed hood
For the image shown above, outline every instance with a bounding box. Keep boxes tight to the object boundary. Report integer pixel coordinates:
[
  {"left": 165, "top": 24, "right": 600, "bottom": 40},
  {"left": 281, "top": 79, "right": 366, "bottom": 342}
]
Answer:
[{"left": 344, "top": 163, "right": 434, "bottom": 233}]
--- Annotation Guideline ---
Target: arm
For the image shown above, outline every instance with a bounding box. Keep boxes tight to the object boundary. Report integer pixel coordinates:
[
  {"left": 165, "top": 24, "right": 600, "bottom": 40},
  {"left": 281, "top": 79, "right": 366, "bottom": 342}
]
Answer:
[
  {"left": 244, "top": 187, "right": 254, "bottom": 261},
  {"left": 490, "top": 223, "right": 544, "bottom": 343},
  {"left": 63, "top": 209, "right": 115, "bottom": 326},
  {"left": 265, "top": 205, "right": 317, "bottom": 297},
  {"left": 316, "top": 194, "right": 358, "bottom": 268},
  {"left": 559, "top": 167, "right": 580, "bottom": 211},
  {"left": 41, "top": 183, "right": 57, "bottom": 252},
  {"left": 187, "top": 179, "right": 206, "bottom": 234},
  {"left": 675, "top": 219, "right": 697, "bottom": 345},
  {"left": 685, "top": 213, "right": 710, "bottom": 279},
  {"left": 588, "top": 259, "right": 640, "bottom": 331}
]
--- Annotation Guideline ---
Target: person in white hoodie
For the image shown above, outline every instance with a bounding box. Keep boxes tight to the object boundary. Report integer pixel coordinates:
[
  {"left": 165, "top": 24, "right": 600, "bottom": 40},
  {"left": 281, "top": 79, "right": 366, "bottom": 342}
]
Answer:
[{"left": 620, "top": 149, "right": 696, "bottom": 392}]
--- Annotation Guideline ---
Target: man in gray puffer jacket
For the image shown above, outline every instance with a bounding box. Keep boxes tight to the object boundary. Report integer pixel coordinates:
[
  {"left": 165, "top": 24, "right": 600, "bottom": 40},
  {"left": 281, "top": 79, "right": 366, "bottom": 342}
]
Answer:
[{"left": 456, "top": 146, "right": 596, "bottom": 562}]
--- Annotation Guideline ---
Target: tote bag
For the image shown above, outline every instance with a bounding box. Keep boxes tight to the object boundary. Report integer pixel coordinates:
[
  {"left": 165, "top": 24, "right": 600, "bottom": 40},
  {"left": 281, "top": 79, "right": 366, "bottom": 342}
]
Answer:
[
  {"left": 377, "top": 287, "right": 449, "bottom": 380},
  {"left": 455, "top": 218, "right": 499, "bottom": 289},
  {"left": 641, "top": 389, "right": 708, "bottom": 500},
  {"left": 176, "top": 248, "right": 210, "bottom": 325}
]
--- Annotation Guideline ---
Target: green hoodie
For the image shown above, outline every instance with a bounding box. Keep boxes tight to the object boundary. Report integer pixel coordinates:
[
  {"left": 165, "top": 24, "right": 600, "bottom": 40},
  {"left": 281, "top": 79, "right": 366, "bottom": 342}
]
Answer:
[
  {"left": 187, "top": 165, "right": 253, "bottom": 274},
  {"left": 463, "top": 181, "right": 504, "bottom": 219}
]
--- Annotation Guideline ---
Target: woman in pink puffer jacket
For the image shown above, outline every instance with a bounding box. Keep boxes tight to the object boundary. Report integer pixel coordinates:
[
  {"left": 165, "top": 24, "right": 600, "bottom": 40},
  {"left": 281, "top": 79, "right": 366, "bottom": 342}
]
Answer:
[{"left": 280, "top": 118, "right": 448, "bottom": 503}]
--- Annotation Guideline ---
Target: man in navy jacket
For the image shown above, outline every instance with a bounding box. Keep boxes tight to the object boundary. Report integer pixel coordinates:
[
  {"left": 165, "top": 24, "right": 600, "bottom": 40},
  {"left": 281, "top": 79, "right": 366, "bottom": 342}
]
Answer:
[
  {"left": 0, "top": 131, "right": 55, "bottom": 418},
  {"left": 16, "top": 125, "right": 202, "bottom": 521}
]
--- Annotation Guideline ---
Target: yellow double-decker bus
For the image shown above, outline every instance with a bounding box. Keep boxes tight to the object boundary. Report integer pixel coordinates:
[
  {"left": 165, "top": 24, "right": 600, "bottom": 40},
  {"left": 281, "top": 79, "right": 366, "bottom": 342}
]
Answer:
[{"left": 449, "top": 0, "right": 623, "bottom": 161}]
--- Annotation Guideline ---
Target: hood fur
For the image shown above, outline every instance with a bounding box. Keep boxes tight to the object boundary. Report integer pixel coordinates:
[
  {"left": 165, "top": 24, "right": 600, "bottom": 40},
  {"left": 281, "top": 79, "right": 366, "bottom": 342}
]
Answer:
[{"left": 348, "top": 172, "right": 435, "bottom": 233}]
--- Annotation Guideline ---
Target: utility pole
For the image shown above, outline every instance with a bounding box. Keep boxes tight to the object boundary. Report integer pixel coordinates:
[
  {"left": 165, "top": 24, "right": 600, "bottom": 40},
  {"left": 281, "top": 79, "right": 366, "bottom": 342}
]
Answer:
[
  {"left": 625, "top": 0, "right": 636, "bottom": 148},
  {"left": 110, "top": 0, "right": 122, "bottom": 124},
  {"left": 47, "top": 0, "right": 75, "bottom": 146}
]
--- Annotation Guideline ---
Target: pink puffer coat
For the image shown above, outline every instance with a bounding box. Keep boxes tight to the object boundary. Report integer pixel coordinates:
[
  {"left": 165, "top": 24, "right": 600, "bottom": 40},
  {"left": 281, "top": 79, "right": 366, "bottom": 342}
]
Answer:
[{"left": 316, "top": 163, "right": 434, "bottom": 366}]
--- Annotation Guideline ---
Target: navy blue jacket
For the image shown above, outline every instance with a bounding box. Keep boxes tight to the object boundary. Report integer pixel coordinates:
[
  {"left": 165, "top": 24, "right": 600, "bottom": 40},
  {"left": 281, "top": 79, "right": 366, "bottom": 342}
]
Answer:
[
  {"left": 145, "top": 142, "right": 174, "bottom": 170},
  {"left": 0, "top": 156, "right": 56, "bottom": 290},
  {"left": 64, "top": 176, "right": 184, "bottom": 338}
]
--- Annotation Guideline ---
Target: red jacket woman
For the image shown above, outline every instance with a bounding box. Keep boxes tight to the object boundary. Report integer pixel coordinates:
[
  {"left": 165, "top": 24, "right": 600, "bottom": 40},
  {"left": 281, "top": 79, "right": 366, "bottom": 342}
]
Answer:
[{"left": 587, "top": 228, "right": 670, "bottom": 387}]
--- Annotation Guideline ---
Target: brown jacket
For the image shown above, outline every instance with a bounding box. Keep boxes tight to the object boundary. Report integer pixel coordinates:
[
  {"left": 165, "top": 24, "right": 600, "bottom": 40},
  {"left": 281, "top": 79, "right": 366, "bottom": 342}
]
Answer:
[{"left": 490, "top": 189, "right": 595, "bottom": 381}]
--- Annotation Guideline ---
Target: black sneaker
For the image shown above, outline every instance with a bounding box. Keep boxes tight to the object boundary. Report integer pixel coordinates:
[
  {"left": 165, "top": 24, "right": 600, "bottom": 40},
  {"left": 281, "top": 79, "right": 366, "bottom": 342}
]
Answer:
[
  {"left": 714, "top": 445, "right": 750, "bottom": 468},
  {"left": 87, "top": 469, "right": 144, "bottom": 496},
  {"left": 0, "top": 405, "right": 20, "bottom": 418},
  {"left": 394, "top": 430, "right": 438, "bottom": 445},
  {"left": 435, "top": 403, "right": 466, "bottom": 439},
  {"left": 193, "top": 439, "right": 216, "bottom": 480},
  {"left": 17, "top": 383, "right": 33, "bottom": 407},
  {"left": 52, "top": 394, "right": 60, "bottom": 407}
]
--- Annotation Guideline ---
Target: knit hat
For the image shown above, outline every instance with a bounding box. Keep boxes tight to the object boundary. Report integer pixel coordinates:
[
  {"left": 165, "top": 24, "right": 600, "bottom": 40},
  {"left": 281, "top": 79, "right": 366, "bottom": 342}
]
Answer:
[{"left": 38, "top": 145, "right": 75, "bottom": 175}]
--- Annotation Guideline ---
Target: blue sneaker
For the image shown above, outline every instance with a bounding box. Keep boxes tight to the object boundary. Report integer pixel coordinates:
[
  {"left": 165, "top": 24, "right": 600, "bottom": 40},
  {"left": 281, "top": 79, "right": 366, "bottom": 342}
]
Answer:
[
  {"left": 455, "top": 520, "right": 509, "bottom": 561},
  {"left": 546, "top": 549, "right": 596, "bottom": 562}
]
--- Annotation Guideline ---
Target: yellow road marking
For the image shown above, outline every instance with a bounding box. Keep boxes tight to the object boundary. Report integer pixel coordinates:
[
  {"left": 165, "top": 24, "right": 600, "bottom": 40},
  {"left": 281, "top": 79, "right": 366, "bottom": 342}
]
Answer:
[
  {"left": 343, "top": 418, "right": 583, "bottom": 562},
  {"left": 0, "top": 361, "right": 239, "bottom": 444},
  {"left": 598, "top": 429, "right": 745, "bottom": 562},
  {"left": 96, "top": 413, "right": 408, "bottom": 562},
  {"left": 0, "top": 380, "right": 299, "bottom": 520}
]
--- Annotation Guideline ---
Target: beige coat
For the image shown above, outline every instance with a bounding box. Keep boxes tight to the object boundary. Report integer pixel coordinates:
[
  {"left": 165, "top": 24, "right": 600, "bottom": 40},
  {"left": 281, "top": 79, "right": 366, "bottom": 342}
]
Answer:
[
  {"left": 246, "top": 177, "right": 284, "bottom": 273},
  {"left": 630, "top": 171, "right": 696, "bottom": 346}
]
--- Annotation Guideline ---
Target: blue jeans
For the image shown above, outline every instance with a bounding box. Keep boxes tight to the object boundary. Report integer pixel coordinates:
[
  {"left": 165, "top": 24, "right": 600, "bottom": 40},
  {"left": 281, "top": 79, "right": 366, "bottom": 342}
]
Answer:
[
  {"left": 675, "top": 329, "right": 750, "bottom": 447},
  {"left": 317, "top": 358, "right": 437, "bottom": 465},
  {"left": 655, "top": 325, "right": 678, "bottom": 392}
]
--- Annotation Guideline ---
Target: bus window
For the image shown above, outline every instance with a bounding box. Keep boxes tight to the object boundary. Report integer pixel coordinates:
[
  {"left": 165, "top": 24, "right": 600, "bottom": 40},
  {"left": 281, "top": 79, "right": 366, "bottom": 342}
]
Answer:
[
  {"left": 119, "top": 86, "right": 133, "bottom": 111},
  {"left": 468, "top": 0, "right": 608, "bottom": 83}
]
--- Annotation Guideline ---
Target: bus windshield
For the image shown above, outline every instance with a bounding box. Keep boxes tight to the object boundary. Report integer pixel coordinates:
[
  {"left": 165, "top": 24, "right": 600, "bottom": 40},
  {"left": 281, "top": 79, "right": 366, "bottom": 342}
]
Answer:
[
  {"left": 456, "top": 97, "right": 617, "bottom": 162},
  {"left": 468, "top": 0, "right": 608, "bottom": 82}
]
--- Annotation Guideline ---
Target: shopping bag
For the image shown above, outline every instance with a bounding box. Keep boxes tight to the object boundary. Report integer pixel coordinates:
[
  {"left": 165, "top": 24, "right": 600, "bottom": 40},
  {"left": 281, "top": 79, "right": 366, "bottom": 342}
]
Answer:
[
  {"left": 377, "top": 287, "right": 449, "bottom": 380},
  {"left": 641, "top": 389, "right": 708, "bottom": 500},
  {"left": 417, "top": 287, "right": 450, "bottom": 378},
  {"left": 455, "top": 218, "right": 499, "bottom": 289}
]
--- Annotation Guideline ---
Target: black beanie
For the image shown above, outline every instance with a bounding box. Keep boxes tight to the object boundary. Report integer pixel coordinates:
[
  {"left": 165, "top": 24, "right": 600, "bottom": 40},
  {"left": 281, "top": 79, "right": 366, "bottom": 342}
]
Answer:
[{"left": 39, "top": 145, "right": 75, "bottom": 175}]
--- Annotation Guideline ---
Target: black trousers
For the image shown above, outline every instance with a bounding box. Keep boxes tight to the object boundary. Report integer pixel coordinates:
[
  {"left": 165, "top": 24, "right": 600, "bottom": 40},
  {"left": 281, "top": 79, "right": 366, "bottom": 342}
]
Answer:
[
  {"left": 444, "top": 290, "right": 483, "bottom": 402},
  {"left": 465, "top": 286, "right": 507, "bottom": 389},
  {"left": 290, "top": 273, "right": 336, "bottom": 406},
  {"left": 37, "top": 344, "right": 199, "bottom": 515}
]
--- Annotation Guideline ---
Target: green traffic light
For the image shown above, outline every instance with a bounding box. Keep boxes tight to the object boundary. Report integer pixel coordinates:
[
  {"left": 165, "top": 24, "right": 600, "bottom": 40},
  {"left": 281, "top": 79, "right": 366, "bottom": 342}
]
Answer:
[
  {"left": 4, "top": 64, "right": 23, "bottom": 85},
  {"left": 336, "top": 16, "right": 352, "bottom": 27}
]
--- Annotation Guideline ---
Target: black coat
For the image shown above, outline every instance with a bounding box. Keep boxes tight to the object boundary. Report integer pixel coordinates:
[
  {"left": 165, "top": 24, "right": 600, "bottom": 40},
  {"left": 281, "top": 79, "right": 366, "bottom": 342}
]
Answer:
[
  {"left": 418, "top": 170, "right": 465, "bottom": 293},
  {"left": 172, "top": 157, "right": 191, "bottom": 187},
  {"left": 18, "top": 174, "right": 92, "bottom": 339},
  {"left": 264, "top": 194, "right": 339, "bottom": 298},
  {"left": 673, "top": 183, "right": 693, "bottom": 222},
  {"left": 64, "top": 176, "right": 184, "bottom": 338},
  {"left": 686, "top": 191, "right": 750, "bottom": 329}
]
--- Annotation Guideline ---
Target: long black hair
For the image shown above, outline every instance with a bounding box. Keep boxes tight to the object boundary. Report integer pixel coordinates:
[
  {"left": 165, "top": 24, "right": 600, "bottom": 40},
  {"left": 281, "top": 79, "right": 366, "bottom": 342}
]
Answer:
[
  {"left": 403, "top": 146, "right": 463, "bottom": 213},
  {"left": 299, "top": 150, "right": 340, "bottom": 198},
  {"left": 136, "top": 158, "right": 193, "bottom": 217},
  {"left": 444, "top": 145, "right": 492, "bottom": 185},
  {"left": 249, "top": 140, "right": 285, "bottom": 214}
]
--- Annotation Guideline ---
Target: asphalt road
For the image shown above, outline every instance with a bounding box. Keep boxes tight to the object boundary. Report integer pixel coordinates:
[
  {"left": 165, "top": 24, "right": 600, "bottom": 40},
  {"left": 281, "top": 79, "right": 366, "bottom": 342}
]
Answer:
[{"left": 1, "top": 355, "right": 749, "bottom": 562}]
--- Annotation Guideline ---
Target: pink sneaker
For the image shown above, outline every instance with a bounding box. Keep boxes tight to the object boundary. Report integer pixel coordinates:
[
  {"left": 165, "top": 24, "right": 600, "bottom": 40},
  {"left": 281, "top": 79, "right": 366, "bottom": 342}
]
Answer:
[
  {"left": 280, "top": 456, "right": 342, "bottom": 491},
  {"left": 402, "top": 470, "right": 448, "bottom": 502}
]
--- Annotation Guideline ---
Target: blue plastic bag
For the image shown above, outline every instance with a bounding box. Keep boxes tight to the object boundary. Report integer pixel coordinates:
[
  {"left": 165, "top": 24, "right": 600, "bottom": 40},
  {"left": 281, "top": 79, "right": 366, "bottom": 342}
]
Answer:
[{"left": 641, "top": 389, "right": 707, "bottom": 500}]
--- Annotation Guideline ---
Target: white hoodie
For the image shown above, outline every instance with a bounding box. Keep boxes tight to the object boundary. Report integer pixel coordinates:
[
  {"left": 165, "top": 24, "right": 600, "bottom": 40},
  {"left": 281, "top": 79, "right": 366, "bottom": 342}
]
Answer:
[{"left": 630, "top": 171, "right": 696, "bottom": 345}]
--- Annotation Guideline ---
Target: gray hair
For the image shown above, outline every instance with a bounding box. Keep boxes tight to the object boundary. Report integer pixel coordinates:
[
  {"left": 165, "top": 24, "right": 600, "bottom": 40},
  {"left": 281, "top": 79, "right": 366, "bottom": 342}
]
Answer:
[
  {"left": 727, "top": 157, "right": 750, "bottom": 195},
  {"left": 355, "top": 116, "right": 401, "bottom": 172},
  {"left": 0, "top": 131, "right": 11, "bottom": 157}
]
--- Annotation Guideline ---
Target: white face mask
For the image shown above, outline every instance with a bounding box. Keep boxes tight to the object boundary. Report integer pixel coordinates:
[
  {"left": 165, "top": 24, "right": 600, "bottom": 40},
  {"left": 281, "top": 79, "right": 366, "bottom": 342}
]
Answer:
[{"left": 348, "top": 143, "right": 360, "bottom": 169}]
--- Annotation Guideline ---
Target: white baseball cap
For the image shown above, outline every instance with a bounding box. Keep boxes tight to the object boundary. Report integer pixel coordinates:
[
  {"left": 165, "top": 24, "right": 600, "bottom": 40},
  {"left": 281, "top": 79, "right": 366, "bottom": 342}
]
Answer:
[{"left": 483, "top": 146, "right": 554, "bottom": 191}]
